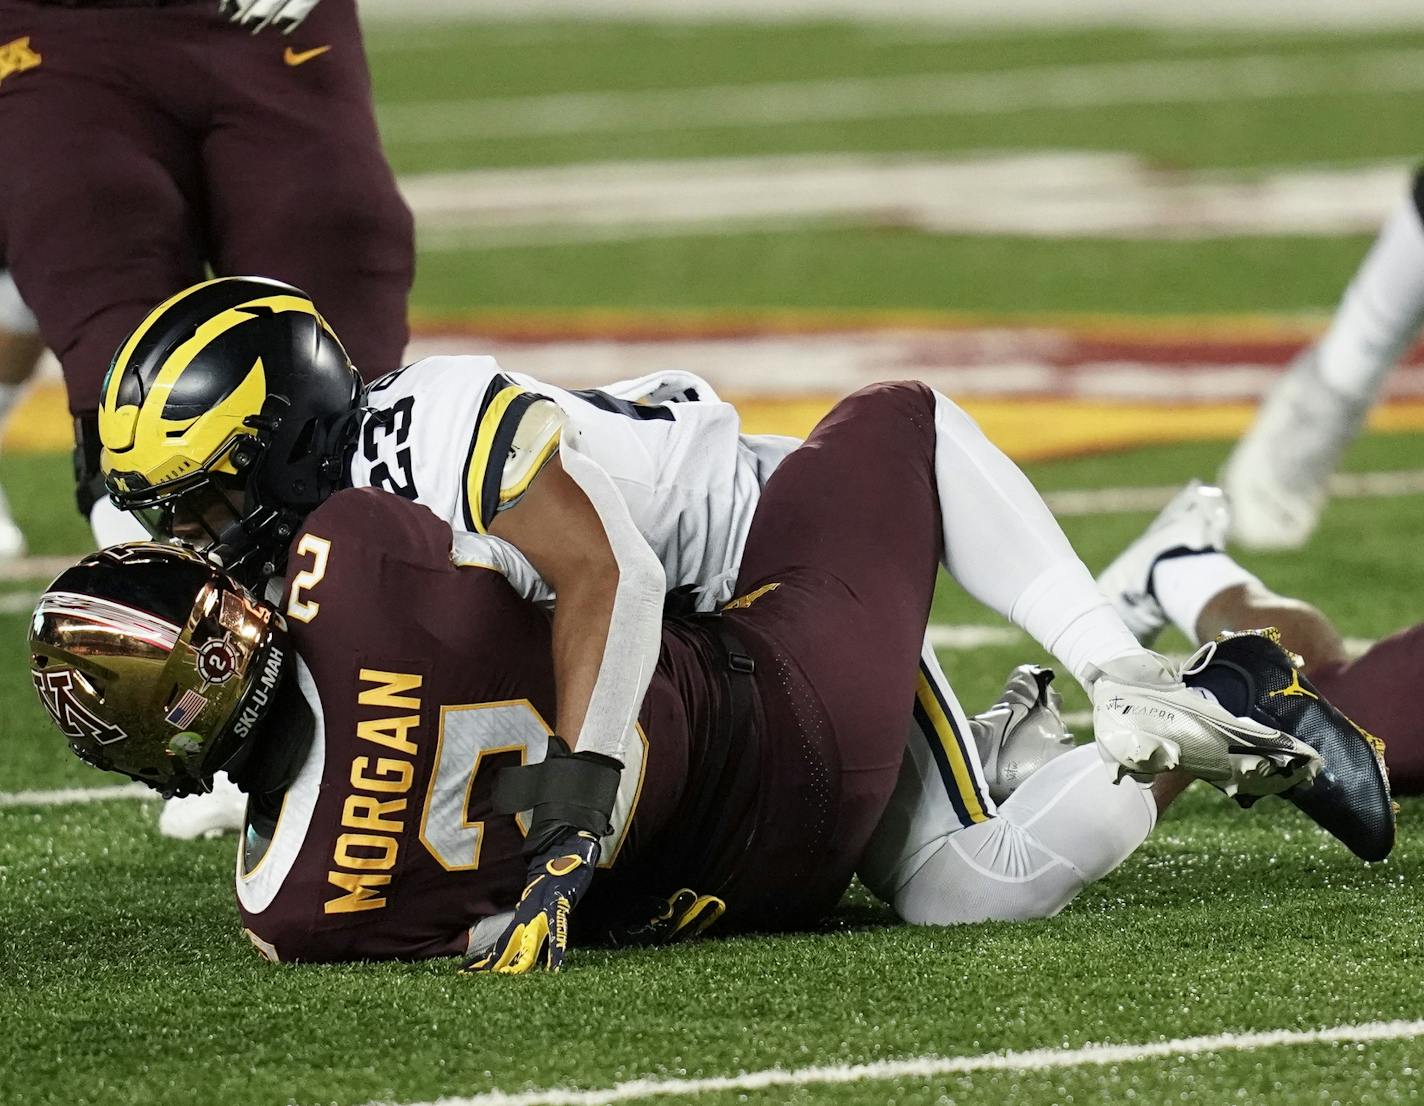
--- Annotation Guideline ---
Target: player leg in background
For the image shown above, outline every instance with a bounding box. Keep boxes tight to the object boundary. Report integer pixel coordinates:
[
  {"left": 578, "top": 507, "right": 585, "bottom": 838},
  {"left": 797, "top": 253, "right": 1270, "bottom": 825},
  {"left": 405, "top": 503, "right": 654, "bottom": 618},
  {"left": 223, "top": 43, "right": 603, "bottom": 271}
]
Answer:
[
  {"left": 0, "top": 4, "right": 202, "bottom": 548},
  {"left": 1221, "top": 166, "right": 1424, "bottom": 550},
  {"left": 725, "top": 382, "right": 1210, "bottom": 927},
  {"left": 199, "top": 0, "right": 413, "bottom": 382},
  {"left": 1099, "top": 480, "right": 1424, "bottom": 796},
  {"left": 0, "top": 269, "right": 43, "bottom": 559}
]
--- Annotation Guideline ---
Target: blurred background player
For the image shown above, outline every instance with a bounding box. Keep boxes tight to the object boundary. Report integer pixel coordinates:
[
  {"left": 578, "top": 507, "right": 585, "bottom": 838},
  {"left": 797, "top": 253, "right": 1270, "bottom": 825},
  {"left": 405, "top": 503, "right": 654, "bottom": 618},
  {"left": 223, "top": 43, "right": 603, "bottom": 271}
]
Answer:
[
  {"left": 0, "top": 0, "right": 413, "bottom": 836},
  {"left": 1222, "top": 166, "right": 1424, "bottom": 550},
  {"left": 0, "top": 268, "right": 41, "bottom": 560},
  {"left": 1099, "top": 480, "right": 1420, "bottom": 796},
  {"left": 0, "top": 0, "right": 414, "bottom": 549}
]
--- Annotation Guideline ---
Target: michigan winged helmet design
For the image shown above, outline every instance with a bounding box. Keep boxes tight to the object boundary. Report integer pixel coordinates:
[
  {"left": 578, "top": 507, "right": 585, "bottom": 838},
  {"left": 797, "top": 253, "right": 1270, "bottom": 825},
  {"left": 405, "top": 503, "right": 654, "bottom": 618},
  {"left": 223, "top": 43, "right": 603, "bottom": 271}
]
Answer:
[
  {"left": 99, "top": 277, "right": 361, "bottom": 578},
  {"left": 28, "top": 543, "right": 290, "bottom": 798}
]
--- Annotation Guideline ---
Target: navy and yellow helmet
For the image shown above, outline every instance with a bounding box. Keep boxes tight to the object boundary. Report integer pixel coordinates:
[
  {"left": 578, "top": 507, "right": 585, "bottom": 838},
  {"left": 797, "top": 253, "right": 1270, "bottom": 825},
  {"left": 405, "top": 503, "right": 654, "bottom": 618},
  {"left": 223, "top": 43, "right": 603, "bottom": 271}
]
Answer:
[{"left": 98, "top": 277, "right": 361, "bottom": 578}]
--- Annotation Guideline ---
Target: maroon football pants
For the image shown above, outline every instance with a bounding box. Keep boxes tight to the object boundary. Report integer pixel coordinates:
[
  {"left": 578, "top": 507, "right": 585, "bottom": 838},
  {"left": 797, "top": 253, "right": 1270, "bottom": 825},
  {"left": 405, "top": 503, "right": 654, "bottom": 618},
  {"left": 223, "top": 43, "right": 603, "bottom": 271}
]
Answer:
[
  {"left": 1312, "top": 623, "right": 1424, "bottom": 796},
  {"left": 719, "top": 381, "right": 943, "bottom": 925},
  {"left": 0, "top": 0, "right": 413, "bottom": 416}
]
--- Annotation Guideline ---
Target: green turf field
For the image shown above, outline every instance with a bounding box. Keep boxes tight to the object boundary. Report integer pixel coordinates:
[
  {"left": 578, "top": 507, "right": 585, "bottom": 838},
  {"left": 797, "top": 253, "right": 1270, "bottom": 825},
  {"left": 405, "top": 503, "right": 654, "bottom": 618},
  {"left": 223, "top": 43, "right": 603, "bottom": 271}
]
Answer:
[{"left": 6, "top": 12, "right": 1424, "bottom": 1106}]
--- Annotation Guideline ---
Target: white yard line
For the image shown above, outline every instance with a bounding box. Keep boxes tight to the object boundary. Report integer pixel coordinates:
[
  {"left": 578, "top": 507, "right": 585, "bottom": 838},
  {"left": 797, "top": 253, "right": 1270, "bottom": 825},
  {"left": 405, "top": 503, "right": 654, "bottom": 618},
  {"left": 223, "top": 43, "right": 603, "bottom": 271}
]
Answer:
[
  {"left": 0, "top": 782, "right": 156, "bottom": 809},
  {"left": 369, "top": 1019, "right": 1424, "bottom": 1106},
  {"left": 1041, "top": 470, "right": 1424, "bottom": 517},
  {"left": 0, "top": 555, "right": 75, "bottom": 584},
  {"left": 378, "top": 47, "right": 1424, "bottom": 143},
  {"left": 403, "top": 153, "right": 1412, "bottom": 250}
]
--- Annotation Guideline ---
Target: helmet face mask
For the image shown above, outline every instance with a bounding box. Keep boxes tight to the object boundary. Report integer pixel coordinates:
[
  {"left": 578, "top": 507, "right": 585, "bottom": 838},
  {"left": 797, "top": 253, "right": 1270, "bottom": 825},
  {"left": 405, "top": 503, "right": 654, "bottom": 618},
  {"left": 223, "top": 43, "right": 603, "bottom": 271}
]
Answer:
[
  {"left": 28, "top": 544, "right": 290, "bottom": 798},
  {"left": 99, "top": 277, "right": 361, "bottom": 581}
]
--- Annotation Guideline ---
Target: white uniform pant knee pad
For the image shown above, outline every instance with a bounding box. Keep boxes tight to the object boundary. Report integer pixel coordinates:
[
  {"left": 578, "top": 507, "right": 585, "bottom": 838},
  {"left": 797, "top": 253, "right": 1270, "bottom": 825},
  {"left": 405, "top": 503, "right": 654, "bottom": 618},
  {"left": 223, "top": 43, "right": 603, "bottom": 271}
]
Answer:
[{"left": 888, "top": 745, "right": 1156, "bottom": 926}]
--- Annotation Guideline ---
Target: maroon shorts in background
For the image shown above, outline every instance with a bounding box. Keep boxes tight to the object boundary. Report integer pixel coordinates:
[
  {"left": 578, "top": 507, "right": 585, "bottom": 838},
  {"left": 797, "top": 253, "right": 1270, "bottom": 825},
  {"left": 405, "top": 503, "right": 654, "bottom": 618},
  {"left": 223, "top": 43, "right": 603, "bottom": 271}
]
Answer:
[
  {"left": 0, "top": 0, "right": 413, "bottom": 415},
  {"left": 1311, "top": 623, "right": 1424, "bottom": 797}
]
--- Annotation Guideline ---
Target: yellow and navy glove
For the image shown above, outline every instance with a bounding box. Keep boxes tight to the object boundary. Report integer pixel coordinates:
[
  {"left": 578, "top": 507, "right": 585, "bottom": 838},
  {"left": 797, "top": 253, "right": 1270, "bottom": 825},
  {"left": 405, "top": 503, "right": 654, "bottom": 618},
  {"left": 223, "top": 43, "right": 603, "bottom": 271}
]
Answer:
[
  {"left": 461, "top": 736, "right": 622, "bottom": 975},
  {"left": 615, "top": 888, "right": 727, "bottom": 947},
  {"left": 461, "top": 830, "right": 601, "bottom": 973}
]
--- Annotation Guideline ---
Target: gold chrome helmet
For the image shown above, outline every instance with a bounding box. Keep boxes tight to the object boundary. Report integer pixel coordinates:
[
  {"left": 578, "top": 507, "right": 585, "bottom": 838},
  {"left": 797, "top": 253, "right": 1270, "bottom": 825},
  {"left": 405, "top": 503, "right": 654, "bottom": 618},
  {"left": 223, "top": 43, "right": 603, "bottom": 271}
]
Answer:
[
  {"left": 98, "top": 277, "right": 361, "bottom": 581},
  {"left": 28, "top": 543, "right": 289, "bottom": 798}
]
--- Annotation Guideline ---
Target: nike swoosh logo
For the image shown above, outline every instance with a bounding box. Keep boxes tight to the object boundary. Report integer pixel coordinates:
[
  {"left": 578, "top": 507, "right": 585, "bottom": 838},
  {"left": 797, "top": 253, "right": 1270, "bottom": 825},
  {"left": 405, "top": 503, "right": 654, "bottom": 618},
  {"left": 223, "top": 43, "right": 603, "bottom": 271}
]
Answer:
[{"left": 283, "top": 45, "right": 331, "bottom": 67}]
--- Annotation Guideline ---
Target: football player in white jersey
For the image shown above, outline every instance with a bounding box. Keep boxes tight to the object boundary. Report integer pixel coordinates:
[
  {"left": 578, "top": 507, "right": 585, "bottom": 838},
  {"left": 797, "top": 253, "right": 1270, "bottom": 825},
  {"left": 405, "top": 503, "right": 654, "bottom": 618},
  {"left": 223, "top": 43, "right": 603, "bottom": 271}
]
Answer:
[{"left": 97, "top": 277, "right": 1319, "bottom": 963}]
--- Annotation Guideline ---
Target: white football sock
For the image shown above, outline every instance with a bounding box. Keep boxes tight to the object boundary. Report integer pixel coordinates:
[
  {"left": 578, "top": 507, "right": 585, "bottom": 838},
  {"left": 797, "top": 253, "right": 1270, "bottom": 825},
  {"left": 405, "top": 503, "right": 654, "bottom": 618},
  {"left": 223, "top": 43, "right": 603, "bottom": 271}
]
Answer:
[
  {"left": 1153, "top": 552, "right": 1262, "bottom": 646},
  {"left": 932, "top": 392, "right": 1141, "bottom": 683},
  {"left": 1315, "top": 179, "right": 1424, "bottom": 402},
  {"left": 885, "top": 745, "right": 1156, "bottom": 925}
]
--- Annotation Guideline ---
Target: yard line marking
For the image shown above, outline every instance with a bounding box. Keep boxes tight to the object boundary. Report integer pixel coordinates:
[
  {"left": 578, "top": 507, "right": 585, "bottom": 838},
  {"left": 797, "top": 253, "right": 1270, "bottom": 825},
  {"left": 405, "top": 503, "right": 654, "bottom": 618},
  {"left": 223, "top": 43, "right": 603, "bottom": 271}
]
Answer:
[
  {"left": 0, "top": 554, "right": 74, "bottom": 584},
  {"left": 372, "top": 1019, "right": 1424, "bottom": 1106},
  {"left": 1041, "top": 469, "right": 1424, "bottom": 516},
  {"left": 0, "top": 782, "right": 156, "bottom": 809},
  {"left": 924, "top": 624, "right": 1023, "bottom": 649},
  {"left": 0, "top": 590, "right": 37, "bottom": 615},
  {"left": 378, "top": 47, "right": 1424, "bottom": 143},
  {"left": 404, "top": 153, "right": 1410, "bottom": 251}
]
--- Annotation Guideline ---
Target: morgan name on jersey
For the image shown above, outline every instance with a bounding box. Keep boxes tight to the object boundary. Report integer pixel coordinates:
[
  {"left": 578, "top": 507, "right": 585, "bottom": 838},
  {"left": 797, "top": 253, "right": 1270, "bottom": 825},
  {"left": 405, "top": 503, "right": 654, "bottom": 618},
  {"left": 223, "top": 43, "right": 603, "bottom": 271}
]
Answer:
[{"left": 346, "top": 357, "right": 773, "bottom": 611}]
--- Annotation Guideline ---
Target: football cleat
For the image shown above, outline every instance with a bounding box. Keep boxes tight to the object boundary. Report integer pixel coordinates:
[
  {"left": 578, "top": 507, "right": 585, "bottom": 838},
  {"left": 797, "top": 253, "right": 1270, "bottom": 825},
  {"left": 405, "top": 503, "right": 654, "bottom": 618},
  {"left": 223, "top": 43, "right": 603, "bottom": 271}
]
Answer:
[
  {"left": 1087, "top": 650, "right": 1321, "bottom": 797},
  {"left": 1183, "top": 629, "right": 1394, "bottom": 861},
  {"left": 1095, "top": 479, "right": 1230, "bottom": 647},
  {"left": 157, "top": 772, "right": 248, "bottom": 840},
  {"left": 1220, "top": 347, "right": 1371, "bottom": 551},
  {"left": 969, "top": 664, "right": 1075, "bottom": 802}
]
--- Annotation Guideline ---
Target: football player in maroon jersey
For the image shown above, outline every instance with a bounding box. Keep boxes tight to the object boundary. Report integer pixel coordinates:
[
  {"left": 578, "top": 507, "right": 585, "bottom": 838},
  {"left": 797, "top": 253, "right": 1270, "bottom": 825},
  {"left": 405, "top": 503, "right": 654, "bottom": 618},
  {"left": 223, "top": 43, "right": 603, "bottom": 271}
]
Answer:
[{"left": 31, "top": 386, "right": 1387, "bottom": 971}]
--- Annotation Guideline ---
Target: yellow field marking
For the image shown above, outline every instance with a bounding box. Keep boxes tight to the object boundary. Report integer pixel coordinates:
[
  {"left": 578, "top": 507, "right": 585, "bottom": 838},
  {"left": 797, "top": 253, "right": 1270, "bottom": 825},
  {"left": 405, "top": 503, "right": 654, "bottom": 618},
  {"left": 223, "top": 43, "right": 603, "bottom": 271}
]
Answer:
[{"left": 737, "top": 395, "right": 1424, "bottom": 461}]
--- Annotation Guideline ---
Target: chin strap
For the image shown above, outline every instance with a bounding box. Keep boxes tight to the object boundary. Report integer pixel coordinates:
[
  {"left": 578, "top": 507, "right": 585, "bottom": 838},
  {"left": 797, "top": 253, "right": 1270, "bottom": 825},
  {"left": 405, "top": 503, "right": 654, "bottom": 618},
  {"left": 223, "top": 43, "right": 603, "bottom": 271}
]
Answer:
[{"left": 492, "top": 735, "right": 623, "bottom": 857}]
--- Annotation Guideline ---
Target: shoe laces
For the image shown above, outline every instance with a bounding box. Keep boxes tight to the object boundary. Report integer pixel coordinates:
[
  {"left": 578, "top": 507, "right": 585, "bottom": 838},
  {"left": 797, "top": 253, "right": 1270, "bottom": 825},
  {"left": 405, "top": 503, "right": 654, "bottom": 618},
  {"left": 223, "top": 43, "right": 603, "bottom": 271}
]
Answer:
[{"left": 1180, "top": 639, "right": 1219, "bottom": 678}]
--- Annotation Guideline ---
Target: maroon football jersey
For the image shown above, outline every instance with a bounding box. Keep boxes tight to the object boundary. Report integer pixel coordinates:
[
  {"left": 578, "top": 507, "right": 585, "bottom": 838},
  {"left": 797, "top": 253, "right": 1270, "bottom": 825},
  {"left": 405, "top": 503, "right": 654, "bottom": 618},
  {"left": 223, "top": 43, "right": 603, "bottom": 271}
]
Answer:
[{"left": 234, "top": 488, "right": 708, "bottom": 963}]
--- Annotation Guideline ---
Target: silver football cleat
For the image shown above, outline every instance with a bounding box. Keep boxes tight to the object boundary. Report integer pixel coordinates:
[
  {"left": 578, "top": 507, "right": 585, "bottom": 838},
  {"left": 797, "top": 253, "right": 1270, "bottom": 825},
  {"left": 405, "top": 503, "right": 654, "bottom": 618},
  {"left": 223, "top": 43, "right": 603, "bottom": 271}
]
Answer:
[
  {"left": 969, "top": 664, "right": 1076, "bottom": 802},
  {"left": 1086, "top": 649, "right": 1321, "bottom": 797}
]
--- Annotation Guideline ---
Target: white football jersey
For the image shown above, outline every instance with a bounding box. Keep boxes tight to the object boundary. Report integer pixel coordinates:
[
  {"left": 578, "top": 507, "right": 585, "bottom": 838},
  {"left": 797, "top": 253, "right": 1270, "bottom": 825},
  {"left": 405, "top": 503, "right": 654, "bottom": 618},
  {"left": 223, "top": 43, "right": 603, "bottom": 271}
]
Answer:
[{"left": 346, "top": 356, "right": 787, "bottom": 609}]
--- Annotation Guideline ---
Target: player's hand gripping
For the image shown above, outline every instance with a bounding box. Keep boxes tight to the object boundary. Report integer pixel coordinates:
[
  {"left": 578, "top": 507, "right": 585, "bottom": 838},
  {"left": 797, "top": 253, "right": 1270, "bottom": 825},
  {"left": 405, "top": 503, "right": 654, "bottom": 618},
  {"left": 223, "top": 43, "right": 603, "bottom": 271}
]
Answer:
[
  {"left": 462, "top": 830, "right": 600, "bottom": 973},
  {"left": 461, "top": 736, "right": 622, "bottom": 975},
  {"left": 219, "top": 0, "right": 322, "bottom": 34}
]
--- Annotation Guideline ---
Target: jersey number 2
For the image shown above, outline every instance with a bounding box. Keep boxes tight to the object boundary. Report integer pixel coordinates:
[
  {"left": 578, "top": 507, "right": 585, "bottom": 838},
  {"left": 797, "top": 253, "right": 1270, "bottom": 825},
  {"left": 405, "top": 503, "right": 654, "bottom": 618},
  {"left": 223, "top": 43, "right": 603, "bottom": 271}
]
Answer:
[{"left": 419, "top": 700, "right": 646, "bottom": 872}]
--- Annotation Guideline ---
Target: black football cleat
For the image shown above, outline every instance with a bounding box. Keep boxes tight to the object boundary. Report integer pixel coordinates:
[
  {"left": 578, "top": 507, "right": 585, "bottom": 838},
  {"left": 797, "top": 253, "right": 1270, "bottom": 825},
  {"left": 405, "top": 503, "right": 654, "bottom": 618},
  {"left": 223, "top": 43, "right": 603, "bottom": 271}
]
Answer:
[{"left": 1183, "top": 628, "right": 1395, "bottom": 862}]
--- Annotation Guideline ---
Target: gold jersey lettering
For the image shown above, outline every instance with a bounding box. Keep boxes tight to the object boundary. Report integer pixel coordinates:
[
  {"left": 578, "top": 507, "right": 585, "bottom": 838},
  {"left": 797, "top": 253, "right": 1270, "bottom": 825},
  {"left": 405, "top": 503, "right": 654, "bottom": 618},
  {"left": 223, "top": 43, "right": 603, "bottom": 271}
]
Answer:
[
  {"left": 358, "top": 669, "right": 423, "bottom": 710},
  {"left": 335, "top": 832, "right": 398, "bottom": 870},
  {"left": 356, "top": 714, "right": 420, "bottom": 754},
  {"left": 350, "top": 755, "right": 413, "bottom": 793},
  {"left": 342, "top": 794, "right": 406, "bottom": 834},
  {"left": 324, "top": 669, "right": 424, "bottom": 915},
  {"left": 0, "top": 38, "right": 41, "bottom": 89},
  {"left": 324, "top": 872, "right": 391, "bottom": 914}
]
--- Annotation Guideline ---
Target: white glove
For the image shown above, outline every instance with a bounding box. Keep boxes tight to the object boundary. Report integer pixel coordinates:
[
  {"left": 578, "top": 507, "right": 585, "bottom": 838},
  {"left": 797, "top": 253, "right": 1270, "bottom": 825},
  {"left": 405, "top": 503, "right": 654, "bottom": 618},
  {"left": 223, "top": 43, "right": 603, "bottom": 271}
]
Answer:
[{"left": 220, "top": 0, "right": 323, "bottom": 34}]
